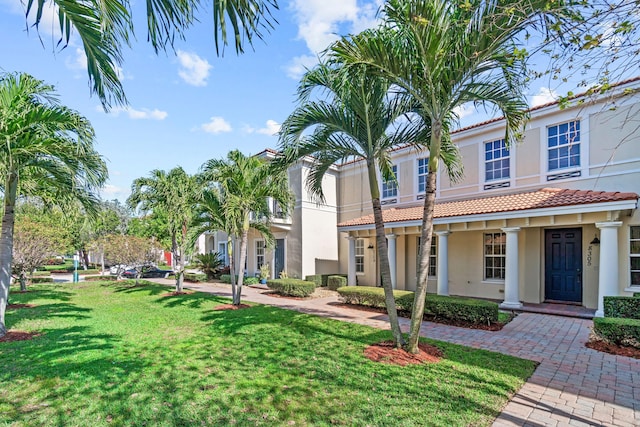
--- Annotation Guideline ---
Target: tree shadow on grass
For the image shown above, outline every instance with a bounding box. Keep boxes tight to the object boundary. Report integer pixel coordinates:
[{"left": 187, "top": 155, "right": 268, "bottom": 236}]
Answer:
[
  {"left": 8, "top": 286, "right": 74, "bottom": 304},
  {"left": 6, "top": 302, "right": 92, "bottom": 325}
]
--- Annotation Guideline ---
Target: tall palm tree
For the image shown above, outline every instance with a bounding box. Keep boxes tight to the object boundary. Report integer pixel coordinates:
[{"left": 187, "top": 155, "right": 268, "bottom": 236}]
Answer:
[
  {"left": 0, "top": 72, "right": 107, "bottom": 337},
  {"left": 22, "top": 0, "right": 278, "bottom": 109},
  {"left": 278, "top": 62, "right": 462, "bottom": 348},
  {"left": 200, "top": 149, "right": 292, "bottom": 305},
  {"left": 127, "top": 167, "right": 199, "bottom": 292},
  {"left": 332, "top": 0, "right": 561, "bottom": 353}
]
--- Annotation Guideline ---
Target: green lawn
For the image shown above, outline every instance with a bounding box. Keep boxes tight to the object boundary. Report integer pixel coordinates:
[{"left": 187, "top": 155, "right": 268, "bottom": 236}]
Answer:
[{"left": 1, "top": 281, "right": 536, "bottom": 426}]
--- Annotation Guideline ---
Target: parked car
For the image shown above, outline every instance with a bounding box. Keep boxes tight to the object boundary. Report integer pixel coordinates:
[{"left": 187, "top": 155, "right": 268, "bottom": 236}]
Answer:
[{"left": 122, "top": 266, "right": 173, "bottom": 279}]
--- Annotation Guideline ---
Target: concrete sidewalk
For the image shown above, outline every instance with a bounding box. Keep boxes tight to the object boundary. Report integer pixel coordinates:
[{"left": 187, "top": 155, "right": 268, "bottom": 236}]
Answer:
[{"left": 161, "top": 280, "right": 640, "bottom": 427}]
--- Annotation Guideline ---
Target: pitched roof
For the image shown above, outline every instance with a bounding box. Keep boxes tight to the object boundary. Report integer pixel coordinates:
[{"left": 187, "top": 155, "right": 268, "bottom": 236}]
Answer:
[{"left": 337, "top": 188, "right": 639, "bottom": 228}]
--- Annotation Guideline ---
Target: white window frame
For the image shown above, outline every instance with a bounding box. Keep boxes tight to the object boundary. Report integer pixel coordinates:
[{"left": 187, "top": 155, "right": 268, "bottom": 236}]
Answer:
[
  {"left": 630, "top": 226, "right": 640, "bottom": 288},
  {"left": 547, "top": 119, "right": 581, "bottom": 172},
  {"left": 355, "top": 238, "right": 365, "bottom": 274},
  {"left": 417, "top": 158, "right": 429, "bottom": 194},
  {"left": 381, "top": 165, "right": 398, "bottom": 200},
  {"left": 416, "top": 237, "right": 437, "bottom": 278},
  {"left": 484, "top": 138, "right": 510, "bottom": 183},
  {"left": 256, "top": 240, "right": 265, "bottom": 272},
  {"left": 484, "top": 232, "right": 506, "bottom": 281}
]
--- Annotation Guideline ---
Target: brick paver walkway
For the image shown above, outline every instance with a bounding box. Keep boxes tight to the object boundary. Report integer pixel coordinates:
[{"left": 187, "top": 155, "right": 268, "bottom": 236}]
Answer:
[{"left": 164, "top": 280, "right": 640, "bottom": 427}]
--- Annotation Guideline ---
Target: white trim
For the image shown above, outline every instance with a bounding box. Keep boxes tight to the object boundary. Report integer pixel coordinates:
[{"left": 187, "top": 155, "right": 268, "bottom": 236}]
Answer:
[{"left": 381, "top": 164, "right": 399, "bottom": 201}]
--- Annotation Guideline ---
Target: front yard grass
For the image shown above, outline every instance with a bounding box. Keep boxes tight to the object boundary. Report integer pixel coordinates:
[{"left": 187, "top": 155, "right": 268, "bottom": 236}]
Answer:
[{"left": 1, "top": 282, "right": 536, "bottom": 426}]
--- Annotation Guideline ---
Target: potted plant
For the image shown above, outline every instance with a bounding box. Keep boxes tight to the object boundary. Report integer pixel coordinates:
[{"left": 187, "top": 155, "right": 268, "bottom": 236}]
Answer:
[{"left": 259, "top": 263, "right": 270, "bottom": 284}]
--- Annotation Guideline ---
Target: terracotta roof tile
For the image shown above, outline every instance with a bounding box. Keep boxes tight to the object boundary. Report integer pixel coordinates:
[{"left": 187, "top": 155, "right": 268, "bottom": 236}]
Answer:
[{"left": 337, "top": 188, "right": 639, "bottom": 228}]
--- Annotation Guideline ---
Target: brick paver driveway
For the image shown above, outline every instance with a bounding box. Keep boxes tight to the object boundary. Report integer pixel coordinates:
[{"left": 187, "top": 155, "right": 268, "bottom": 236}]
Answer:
[{"left": 163, "top": 280, "right": 640, "bottom": 427}]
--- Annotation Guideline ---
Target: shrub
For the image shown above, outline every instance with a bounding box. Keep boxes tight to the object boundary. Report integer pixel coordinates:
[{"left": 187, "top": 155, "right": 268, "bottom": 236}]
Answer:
[
  {"left": 336, "top": 286, "right": 414, "bottom": 310},
  {"left": 327, "top": 275, "right": 347, "bottom": 291},
  {"left": 603, "top": 296, "right": 640, "bottom": 319},
  {"left": 593, "top": 317, "right": 640, "bottom": 349},
  {"left": 267, "top": 279, "right": 315, "bottom": 297},
  {"left": 32, "top": 271, "right": 51, "bottom": 277},
  {"left": 81, "top": 269, "right": 101, "bottom": 275},
  {"left": 244, "top": 276, "right": 259, "bottom": 285},
  {"left": 84, "top": 275, "right": 117, "bottom": 282},
  {"left": 30, "top": 277, "right": 53, "bottom": 283},
  {"left": 184, "top": 273, "right": 207, "bottom": 283},
  {"left": 305, "top": 275, "right": 322, "bottom": 287},
  {"left": 425, "top": 294, "right": 499, "bottom": 325}
]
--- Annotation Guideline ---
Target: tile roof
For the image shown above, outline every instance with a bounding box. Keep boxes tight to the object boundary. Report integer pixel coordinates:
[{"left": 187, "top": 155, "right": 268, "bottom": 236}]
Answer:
[{"left": 337, "top": 188, "right": 639, "bottom": 227}]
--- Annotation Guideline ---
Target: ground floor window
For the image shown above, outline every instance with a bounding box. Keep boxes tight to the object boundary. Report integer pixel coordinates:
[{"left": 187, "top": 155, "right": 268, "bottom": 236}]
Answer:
[
  {"left": 484, "top": 232, "right": 506, "bottom": 280},
  {"left": 631, "top": 226, "right": 640, "bottom": 286},
  {"left": 355, "top": 238, "right": 365, "bottom": 273},
  {"left": 417, "top": 236, "right": 437, "bottom": 277},
  {"left": 256, "top": 240, "right": 265, "bottom": 270}
]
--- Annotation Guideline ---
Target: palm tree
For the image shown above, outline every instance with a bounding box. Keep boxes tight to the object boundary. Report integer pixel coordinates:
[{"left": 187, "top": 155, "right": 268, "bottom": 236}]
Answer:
[
  {"left": 22, "top": 0, "right": 278, "bottom": 109},
  {"left": 199, "top": 150, "right": 292, "bottom": 305},
  {"left": 332, "top": 0, "right": 560, "bottom": 353},
  {"left": 0, "top": 72, "right": 107, "bottom": 337},
  {"left": 278, "top": 62, "right": 461, "bottom": 348},
  {"left": 127, "top": 167, "right": 199, "bottom": 293}
]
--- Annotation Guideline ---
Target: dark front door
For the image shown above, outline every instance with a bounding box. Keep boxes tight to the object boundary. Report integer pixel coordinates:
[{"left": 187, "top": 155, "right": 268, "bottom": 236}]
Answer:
[
  {"left": 275, "top": 239, "right": 285, "bottom": 278},
  {"left": 545, "top": 228, "right": 583, "bottom": 303}
]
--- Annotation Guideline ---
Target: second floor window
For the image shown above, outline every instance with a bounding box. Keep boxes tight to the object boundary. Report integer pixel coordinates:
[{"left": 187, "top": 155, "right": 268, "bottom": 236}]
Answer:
[
  {"left": 382, "top": 165, "right": 398, "bottom": 199},
  {"left": 355, "top": 239, "right": 365, "bottom": 273},
  {"left": 485, "top": 139, "right": 510, "bottom": 182},
  {"left": 417, "top": 158, "right": 429, "bottom": 193},
  {"left": 548, "top": 120, "right": 580, "bottom": 171}
]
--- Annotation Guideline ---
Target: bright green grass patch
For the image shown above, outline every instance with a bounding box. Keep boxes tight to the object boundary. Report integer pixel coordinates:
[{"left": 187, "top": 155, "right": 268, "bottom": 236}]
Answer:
[{"left": 2, "top": 282, "right": 536, "bottom": 427}]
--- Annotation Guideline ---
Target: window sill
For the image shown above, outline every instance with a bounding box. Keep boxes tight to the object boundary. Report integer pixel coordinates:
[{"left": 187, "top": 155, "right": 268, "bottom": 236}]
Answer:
[
  {"left": 624, "top": 287, "right": 640, "bottom": 293},
  {"left": 482, "top": 280, "right": 505, "bottom": 285}
]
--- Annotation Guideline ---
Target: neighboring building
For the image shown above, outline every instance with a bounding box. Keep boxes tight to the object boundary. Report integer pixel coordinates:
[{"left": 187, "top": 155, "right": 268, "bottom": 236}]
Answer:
[{"left": 200, "top": 79, "right": 640, "bottom": 316}]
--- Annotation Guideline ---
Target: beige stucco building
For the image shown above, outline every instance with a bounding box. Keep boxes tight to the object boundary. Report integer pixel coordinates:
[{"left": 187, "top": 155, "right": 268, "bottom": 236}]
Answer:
[{"left": 200, "top": 79, "right": 640, "bottom": 316}]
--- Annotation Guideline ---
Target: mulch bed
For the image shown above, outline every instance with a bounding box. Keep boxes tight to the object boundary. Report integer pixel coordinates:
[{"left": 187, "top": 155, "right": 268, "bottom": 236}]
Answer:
[
  {"left": 262, "top": 291, "right": 307, "bottom": 301},
  {"left": 586, "top": 339, "right": 640, "bottom": 359},
  {"left": 214, "top": 304, "right": 252, "bottom": 311},
  {"left": 161, "top": 291, "right": 195, "bottom": 297},
  {"left": 7, "top": 304, "right": 35, "bottom": 309},
  {"left": 0, "top": 331, "right": 40, "bottom": 343},
  {"left": 364, "top": 341, "right": 443, "bottom": 366},
  {"left": 333, "top": 303, "right": 507, "bottom": 331}
]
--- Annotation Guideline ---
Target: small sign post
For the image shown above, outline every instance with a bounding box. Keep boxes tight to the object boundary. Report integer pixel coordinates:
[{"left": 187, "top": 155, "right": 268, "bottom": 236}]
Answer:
[{"left": 73, "top": 254, "right": 79, "bottom": 283}]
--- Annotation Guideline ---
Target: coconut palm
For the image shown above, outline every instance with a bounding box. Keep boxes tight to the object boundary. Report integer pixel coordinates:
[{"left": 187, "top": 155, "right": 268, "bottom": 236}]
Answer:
[
  {"left": 0, "top": 72, "right": 107, "bottom": 337},
  {"left": 199, "top": 150, "right": 292, "bottom": 305},
  {"left": 23, "top": 0, "right": 278, "bottom": 108},
  {"left": 332, "top": 0, "right": 562, "bottom": 353},
  {"left": 127, "top": 167, "right": 199, "bottom": 292},
  {"left": 278, "top": 62, "right": 462, "bottom": 347}
]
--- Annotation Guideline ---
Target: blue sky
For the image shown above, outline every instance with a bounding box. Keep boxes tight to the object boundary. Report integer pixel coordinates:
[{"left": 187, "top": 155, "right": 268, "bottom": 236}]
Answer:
[{"left": 0, "top": 0, "right": 617, "bottom": 202}]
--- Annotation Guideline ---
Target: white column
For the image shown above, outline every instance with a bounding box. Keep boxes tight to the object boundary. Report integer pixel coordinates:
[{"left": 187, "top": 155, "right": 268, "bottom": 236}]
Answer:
[
  {"left": 500, "top": 227, "right": 522, "bottom": 309},
  {"left": 595, "top": 221, "right": 622, "bottom": 317},
  {"left": 387, "top": 234, "right": 397, "bottom": 289},
  {"left": 435, "top": 231, "right": 451, "bottom": 296},
  {"left": 347, "top": 236, "right": 357, "bottom": 286}
]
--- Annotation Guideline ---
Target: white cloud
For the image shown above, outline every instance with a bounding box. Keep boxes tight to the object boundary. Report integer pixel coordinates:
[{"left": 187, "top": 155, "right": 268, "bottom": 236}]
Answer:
[
  {"left": 531, "top": 87, "right": 558, "bottom": 107},
  {"left": 176, "top": 50, "right": 212, "bottom": 86},
  {"left": 285, "top": 54, "right": 318, "bottom": 80},
  {"left": 201, "top": 116, "right": 232, "bottom": 134},
  {"left": 107, "top": 106, "right": 168, "bottom": 120},
  {"left": 246, "top": 119, "right": 281, "bottom": 136},
  {"left": 453, "top": 103, "right": 476, "bottom": 120},
  {"left": 65, "top": 48, "right": 87, "bottom": 71},
  {"left": 101, "top": 184, "right": 124, "bottom": 197}
]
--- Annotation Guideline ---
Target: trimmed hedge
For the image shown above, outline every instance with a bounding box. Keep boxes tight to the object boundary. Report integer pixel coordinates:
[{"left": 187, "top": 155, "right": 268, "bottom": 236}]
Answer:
[
  {"left": 244, "top": 276, "right": 259, "bottom": 285},
  {"left": 32, "top": 271, "right": 51, "bottom": 277},
  {"left": 84, "top": 275, "right": 117, "bottom": 282},
  {"left": 336, "top": 286, "right": 414, "bottom": 311},
  {"left": 425, "top": 294, "right": 499, "bottom": 325},
  {"left": 604, "top": 296, "right": 640, "bottom": 319},
  {"left": 593, "top": 317, "right": 640, "bottom": 349},
  {"left": 184, "top": 273, "right": 207, "bottom": 283},
  {"left": 304, "top": 275, "right": 322, "bottom": 287},
  {"left": 267, "top": 278, "right": 315, "bottom": 297},
  {"left": 327, "top": 275, "right": 347, "bottom": 291},
  {"left": 30, "top": 277, "right": 54, "bottom": 283}
]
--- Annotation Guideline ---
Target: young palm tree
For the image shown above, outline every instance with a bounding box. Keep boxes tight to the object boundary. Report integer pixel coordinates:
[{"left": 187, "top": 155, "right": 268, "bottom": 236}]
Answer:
[
  {"left": 332, "top": 0, "right": 560, "bottom": 353},
  {"left": 21, "top": 0, "right": 278, "bottom": 109},
  {"left": 127, "top": 167, "right": 199, "bottom": 293},
  {"left": 278, "top": 62, "right": 462, "bottom": 348},
  {"left": 200, "top": 150, "right": 292, "bottom": 305},
  {"left": 0, "top": 72, "right": 107, "bottom": 337}
]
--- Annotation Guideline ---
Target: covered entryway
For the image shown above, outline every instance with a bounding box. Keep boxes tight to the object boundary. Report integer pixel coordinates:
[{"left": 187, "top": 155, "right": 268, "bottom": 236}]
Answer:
[{"left": 545, "top": 228, "right": 583, "bottom": 303}]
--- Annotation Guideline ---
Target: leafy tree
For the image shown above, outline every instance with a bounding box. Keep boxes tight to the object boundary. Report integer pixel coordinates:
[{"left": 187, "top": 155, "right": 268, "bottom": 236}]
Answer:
[
  {"left": 199, "top": 150, "right": 292, "bottom": 305},
  {"left": 22, "top": 0, "right": 279, "bottom": 109},
  {"left": 332, "top": 0, "right": 557, "bottom": 353},
  {"left": 127, "top": 210, "right": 172, "bottom": 249},
  {"left": 0, "top": 72, "right": 107, "bottom": 337},
  {"left": 101, "top": 234, "right": 161, "bottom": 282},
  {"left": 128, "top": 167, "right": 199, "bottom": 292},
  {"left": 278, "top": 62, "right": 455, "bottom": 347}
]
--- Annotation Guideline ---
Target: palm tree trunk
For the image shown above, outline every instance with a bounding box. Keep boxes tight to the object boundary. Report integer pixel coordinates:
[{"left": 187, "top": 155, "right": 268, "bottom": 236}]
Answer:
[
  {"left": 228, "top": 236, "right": 237, "bottom": 302},
  {"left": 407, "top": 126, "right": 442, "bottom": 354},
  {"left": 367, "top": 161, "right": 404, "bottom": 348},
  {"left": 0, "top": 172, "right": 19, "bottom": 337},
  {"left": 235, "top": 228, "right": 249, "bottom": 305}
]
